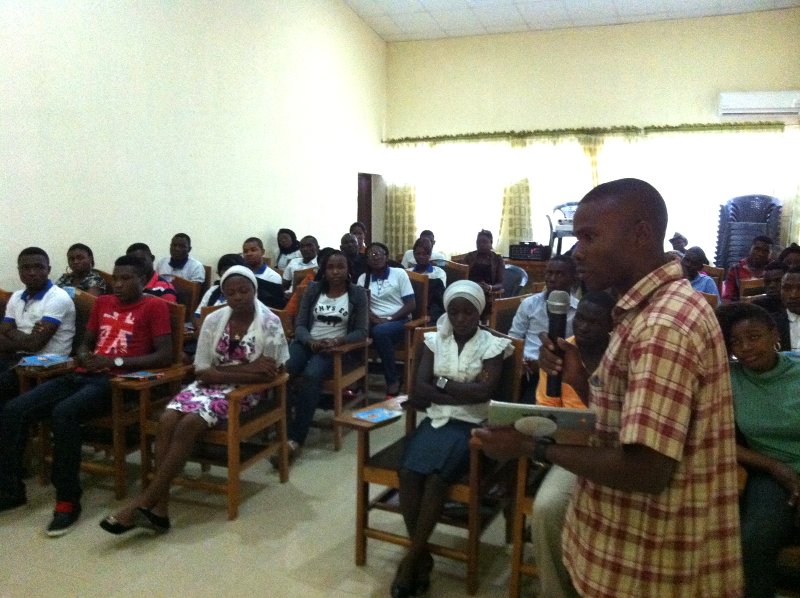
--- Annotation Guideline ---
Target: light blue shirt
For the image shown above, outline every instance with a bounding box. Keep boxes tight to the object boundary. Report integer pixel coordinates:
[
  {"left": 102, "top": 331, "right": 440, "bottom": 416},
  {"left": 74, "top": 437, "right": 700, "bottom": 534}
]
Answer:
[{"left": 508, "top": 290, "right": 579, "bottom": 360}]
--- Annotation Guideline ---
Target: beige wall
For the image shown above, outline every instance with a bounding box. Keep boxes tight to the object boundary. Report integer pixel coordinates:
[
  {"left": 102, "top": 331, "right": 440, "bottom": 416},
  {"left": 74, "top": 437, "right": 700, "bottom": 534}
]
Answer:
[
  {"left": 0, "top": 0, "right": 386, "bottom": 289},
  {"left": 387, "top": 8, "right": 800, "bottom": 138}
]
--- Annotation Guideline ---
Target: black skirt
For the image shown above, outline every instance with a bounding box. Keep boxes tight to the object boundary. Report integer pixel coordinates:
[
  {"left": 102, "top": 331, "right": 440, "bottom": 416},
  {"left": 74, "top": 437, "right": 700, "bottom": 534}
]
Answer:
[{"left": 401, "top": 417, "right": 478, "bottom": 483}]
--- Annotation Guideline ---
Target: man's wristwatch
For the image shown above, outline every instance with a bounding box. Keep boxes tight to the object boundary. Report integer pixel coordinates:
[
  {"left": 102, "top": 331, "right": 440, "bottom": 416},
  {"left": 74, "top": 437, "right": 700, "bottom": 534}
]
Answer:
[
  {"left": 113, "top": 357, "right": 124, "bottom": 368},
  {"left": 533, "top": 437, "right": 556, "bottom": 465},
  {"left": 435, "top": 376, "right": 449, "bottom": 390}
]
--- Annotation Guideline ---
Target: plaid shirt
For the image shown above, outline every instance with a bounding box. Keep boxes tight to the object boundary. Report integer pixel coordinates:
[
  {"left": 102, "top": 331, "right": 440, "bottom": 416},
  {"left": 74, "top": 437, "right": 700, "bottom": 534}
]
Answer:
[{"left": 563, "top": 260, "right": 743, "bottom": 597}]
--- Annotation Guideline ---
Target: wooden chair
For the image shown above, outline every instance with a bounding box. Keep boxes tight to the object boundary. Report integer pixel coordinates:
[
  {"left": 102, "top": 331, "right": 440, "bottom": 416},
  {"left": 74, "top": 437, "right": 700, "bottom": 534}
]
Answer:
[
  {"left": 82, "top": 302, "right": 187, "bottom": 498},
  {"left": 440, "top": 260, "right": 470, "bottom": 287},
  {"left": 201, "top": 264, "right": 213, "bottom": 294},
  {"left": 336, "top": 326, "right": 524, "bottom": 595},
  {"left": 18, "top": 290, "right": 96, "bottom": 485},
  {"left": 740, "top": 277, "right": 765, "bottom": 299},
  {"left": 321, "top": 337, "right": 372, "bottom": 451},
  {"left": 704, "top": 266, "right": 724, "bottom": 294},
  {"left": 399, "top": 272, "right": 430, "bottom": 392},
  {"left": 450, "top": 253, "right": 468, "bottom": 264},
  {"left": 139, "top": 370, "right": 290, "bottom": 520},
  {"left": 172, "top": 275, "right": 202, "bottom": 323},
  {"left": 489, "top": 293, "right": 532, "bottom": 335},
  {"left": 293, "top": 267, "right": 317, "bottom": 291},
  {"left": 700, "top": 291, "right": 719, "bottom": 308},
  {"left": 509, "top": 456, "right": 544, "bottom": 597},
  {"left": 0, "top": 288, "right": 12, "bottom": 318}
]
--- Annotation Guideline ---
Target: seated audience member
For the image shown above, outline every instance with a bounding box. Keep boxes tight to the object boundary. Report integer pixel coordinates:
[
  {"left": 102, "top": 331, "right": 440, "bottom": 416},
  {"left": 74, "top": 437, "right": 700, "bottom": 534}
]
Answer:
[
  {"left": 668, "top": 231, "right": 688, "bottom": 255},
  {"left": 350, "top": 221, "right": 368, "bottom": 254},
  {"left": 407, "top": 237, "right": 446, "bottom": 322},
  {"left": 357, "top": 242, "right": 415, "bottom": 396},
  {"left": 54, "top": 243, "right": 108, "bottom": 296},
  {"left": 391, "top": 280, "right": 512, "bottom": 597},
  {"left": 282, "top": 236, "right": 319, "bottom": 290},
  {"left": 459, "top": 229, "right": 505, "bottom": 300},
  {"left": 99, "top": 265, "right": 287, "bottom": 535},
  {"left": 340, "top": 233, "right": 367, "bottom": 280},
  {"left": 508, "top": 256, "right": 579, "bottom": 396},
  {"left": 283, "top": 247, "right": 335, "bottom": 320},
  {"left": 401, "top": 230, "right": 446, "bottom": 268},
  {"left": 751, "top": 260, "right": 786, "bottom": 316},
  {"left": 776, "top": 266, "right": 800, "bottom": 352},
  {"left": 0, "top": 247, "right": 76, "bottom": 405},
  {"left": 0, "top": 255, "right": 172, "bottom": 533},
  {"left": 154, "top": 233, "right": 205, "bottom": 283},
  {"left": 242, "top": 238, "right": 286, "bottom": 308},
  {"left": 715, "top": 302, "right": 800, "bottom": 598},
  {"left": 282, "top": 251, "right": 368, "bottom": 462},
  {"left": 779, "top": 243, "right": 800, "bottom": 270},
  {"left": 531, "top": 291, "right": 615, "bottom": 598},
  {"left": 275, "top": 228, "right": 302, "bottom": 270},
  {"left": 242, "top": 237, "right": 282, "bottom": 285},
  {"left": 722, "top": 235, "right": 772, "bottom": 302},
  {"left": 194, "top": 254, "right": 246, "bottom": 325},
  {"left": 126, "top": 243, "right": 177, "bottom": 303},
  {"left": 681, "top": 246, "right": 719, "bottom": 298}
]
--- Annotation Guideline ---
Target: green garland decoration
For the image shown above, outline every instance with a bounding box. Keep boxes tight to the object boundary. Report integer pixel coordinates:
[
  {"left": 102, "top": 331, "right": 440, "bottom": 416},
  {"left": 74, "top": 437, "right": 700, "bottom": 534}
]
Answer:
[{"left": 384, "top": 121, "right": 785, "bottom": 145}]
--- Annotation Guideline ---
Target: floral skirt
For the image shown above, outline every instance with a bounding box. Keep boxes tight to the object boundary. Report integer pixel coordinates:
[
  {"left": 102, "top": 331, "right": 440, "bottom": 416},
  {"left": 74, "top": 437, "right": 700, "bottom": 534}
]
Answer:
[{"left": 166, "top": 381, "right": 259, "bottom": 427}]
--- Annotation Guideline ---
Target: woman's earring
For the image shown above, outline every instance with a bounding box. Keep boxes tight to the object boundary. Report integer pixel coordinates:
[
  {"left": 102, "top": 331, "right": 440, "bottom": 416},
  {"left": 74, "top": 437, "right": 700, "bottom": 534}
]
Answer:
[{"left": 775, "top": 341, "right": 782, "bottom": 352}]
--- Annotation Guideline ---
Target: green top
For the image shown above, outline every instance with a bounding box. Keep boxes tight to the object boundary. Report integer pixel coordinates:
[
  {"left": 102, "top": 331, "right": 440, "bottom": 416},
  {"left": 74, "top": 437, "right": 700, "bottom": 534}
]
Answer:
[{"left": 731, "top": 352, "right": 800, "bottom": 473}]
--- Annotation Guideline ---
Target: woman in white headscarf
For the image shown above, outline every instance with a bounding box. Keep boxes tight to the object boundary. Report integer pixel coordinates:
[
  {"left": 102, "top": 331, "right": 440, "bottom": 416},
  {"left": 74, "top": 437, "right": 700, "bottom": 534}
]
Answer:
[
  {"left": 391, "top": 280, "right": 513, "bottom": 598},
  {"left": 100, "top": 265, "right": 288, "bottom": 535}
]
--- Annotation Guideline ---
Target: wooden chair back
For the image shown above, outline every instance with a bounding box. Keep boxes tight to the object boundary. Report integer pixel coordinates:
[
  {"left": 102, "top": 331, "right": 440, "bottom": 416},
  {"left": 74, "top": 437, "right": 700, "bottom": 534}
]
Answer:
[
  {"left": 406, "top": 271, "right": 430, "bottom": 323},
  {"left": 703, "top": 266, "right": 724, "bottom": 293},
  {"left": 72, "top": 290, "right": 96, "bottom": 354},
  {"left": 172, "top": 276, "right": 201, "bottom": 323},
  {"left": 699, "top": 291, "right": 719, "bottom": 308},
  {"left": 489, "top": 293, "right": 532, "bottom": 335},
  {"left": 440, "top": 260, "right": 469, "bottom": 287},
  {"left": 740, "top": 277, "right": 765, "bottom": 299},
  {"left": 201, "top": 265, "right": 213, "bottom": 294},
  {"left": 450, "top": 253, "right": 468, "bottom": 263},
  {"left": 0, "top": 288, "right": 12, "bottom": 319},
  {"left": 293, "top": 267, "right": 317, "bottom": 290},
  {"left": 198, "top": 303, "right": 227, "bottom": 332}
]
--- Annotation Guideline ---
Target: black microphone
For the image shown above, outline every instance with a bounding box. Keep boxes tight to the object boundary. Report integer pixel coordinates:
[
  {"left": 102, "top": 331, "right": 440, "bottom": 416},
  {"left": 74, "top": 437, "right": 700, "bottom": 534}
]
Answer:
[{"left": 545, "top": 290, "right": 571, "bottom": 398}]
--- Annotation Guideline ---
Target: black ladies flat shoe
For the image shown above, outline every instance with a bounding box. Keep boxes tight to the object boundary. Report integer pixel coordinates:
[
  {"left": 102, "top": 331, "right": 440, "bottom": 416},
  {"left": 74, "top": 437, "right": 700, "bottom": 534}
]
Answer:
[
  {"left": 390, "top": 580, "right": 414, "bottom": 598},
  {"left": 99, "top": 515, "right": 136, "bottom": 535},
  {"left": 134, "top": 507, "right": 170, "bottom": 533}
]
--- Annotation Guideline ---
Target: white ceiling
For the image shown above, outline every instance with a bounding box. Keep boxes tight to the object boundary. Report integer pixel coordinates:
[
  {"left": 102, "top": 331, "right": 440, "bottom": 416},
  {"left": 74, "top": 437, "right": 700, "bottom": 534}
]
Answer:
[{"left": 344, "top": 0, "right": 800, "bottom": 42}]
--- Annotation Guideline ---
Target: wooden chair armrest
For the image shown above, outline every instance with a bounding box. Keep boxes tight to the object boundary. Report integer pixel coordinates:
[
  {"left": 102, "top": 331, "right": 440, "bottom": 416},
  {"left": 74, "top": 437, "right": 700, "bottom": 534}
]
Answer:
[
  {"left": 328, "top": 338, "right": 372, "bottom": 353},
  {"left": 404, "top": 316, "right": 429, "bottom": 330},
  {"left": 225, "top": 371, "right": 290, "bottom": 407},
  {"left": 111, "top": 364, "right": 192, "bottom": 390},
  {"left": 469, "top": 435, "right": 484, "bottom": 451},
  {"left": 17, "top": 361, "right": 77, "bottom": 382},
  {"left": 333, "top": 397, "right": 406, "bottom": 432}
]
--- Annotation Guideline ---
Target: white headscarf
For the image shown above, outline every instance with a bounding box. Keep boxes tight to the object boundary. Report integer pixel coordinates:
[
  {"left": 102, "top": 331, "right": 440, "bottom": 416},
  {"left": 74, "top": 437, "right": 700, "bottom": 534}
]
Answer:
[
  {"left": 437, "top": 279, "right": 486, "bottom": 337},
  {"left": 197, "top": 265, "right": 274, "bottom": 367}
]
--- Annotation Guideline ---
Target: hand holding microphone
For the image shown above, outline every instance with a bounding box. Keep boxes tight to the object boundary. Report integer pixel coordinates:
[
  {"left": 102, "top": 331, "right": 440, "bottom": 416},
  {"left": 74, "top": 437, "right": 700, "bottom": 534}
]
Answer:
[{"left": 545, "top": 290, "right": 571, "bottom": 398}]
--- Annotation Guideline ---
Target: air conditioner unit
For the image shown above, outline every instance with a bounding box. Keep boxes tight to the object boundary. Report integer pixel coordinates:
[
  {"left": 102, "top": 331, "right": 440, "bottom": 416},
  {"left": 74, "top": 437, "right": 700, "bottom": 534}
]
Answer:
[{"left": 719, "top": 91, "right": 800, "bottom": 116}]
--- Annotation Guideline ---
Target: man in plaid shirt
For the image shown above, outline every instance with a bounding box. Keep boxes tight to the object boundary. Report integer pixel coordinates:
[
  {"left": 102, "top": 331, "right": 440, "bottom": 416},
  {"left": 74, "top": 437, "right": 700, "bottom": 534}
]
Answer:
[{"left": 478, "top": 178, "right": 743, "bottom": 597}]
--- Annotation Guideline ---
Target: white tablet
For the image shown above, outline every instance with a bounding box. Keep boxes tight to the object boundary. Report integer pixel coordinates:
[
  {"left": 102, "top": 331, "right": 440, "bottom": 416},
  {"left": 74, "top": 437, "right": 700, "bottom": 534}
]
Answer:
[{"left": 487, "top": 400, "right": 596, "bottom": 445}]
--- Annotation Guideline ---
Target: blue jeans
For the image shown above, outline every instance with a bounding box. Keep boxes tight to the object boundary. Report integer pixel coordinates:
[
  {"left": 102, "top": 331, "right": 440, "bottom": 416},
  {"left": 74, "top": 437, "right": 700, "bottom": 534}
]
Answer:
[
  {"left": 286, "top": 341, "right": 334, "bottom": 446},
  {"left": 370, "top": 319, "right": 406, "bottom": 388},
  {"left": 740, "top": 470, "right": 799, "bottom": 597},
  {"left": 0, "top": 373, "right": 111, "bottom": 503}
]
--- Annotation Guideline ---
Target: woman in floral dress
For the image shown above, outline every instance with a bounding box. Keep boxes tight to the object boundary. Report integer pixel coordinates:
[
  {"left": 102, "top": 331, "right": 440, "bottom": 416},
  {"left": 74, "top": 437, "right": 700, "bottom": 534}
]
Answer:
[{"left": 100, "top": 266, "right": 288, "bottom": 534}]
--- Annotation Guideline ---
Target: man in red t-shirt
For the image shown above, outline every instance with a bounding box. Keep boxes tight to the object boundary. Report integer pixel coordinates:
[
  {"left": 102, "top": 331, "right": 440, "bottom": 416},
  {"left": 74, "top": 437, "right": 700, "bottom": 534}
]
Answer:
[{"left": 0, "top": 255, "right": 172, "bottom": 537}]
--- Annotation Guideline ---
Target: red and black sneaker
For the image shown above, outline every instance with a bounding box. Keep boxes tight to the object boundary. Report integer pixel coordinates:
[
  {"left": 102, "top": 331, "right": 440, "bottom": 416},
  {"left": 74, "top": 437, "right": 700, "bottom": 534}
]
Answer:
[{"left": 46, "top": 501, "right": 82, "bottom": 537}]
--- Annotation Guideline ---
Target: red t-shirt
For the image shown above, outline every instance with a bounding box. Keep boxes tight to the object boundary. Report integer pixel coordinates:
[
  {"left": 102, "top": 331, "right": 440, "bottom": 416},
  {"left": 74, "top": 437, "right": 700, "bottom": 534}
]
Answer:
[{"left": 87, "top": 294, "right": 172, "bottom": 374}]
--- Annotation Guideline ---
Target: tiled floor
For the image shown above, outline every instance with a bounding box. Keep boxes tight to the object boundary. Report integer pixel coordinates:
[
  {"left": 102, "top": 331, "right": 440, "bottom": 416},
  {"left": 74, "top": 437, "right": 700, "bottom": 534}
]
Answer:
[{"left": 0, "top": 411, "right": 537, "bottom": 597}]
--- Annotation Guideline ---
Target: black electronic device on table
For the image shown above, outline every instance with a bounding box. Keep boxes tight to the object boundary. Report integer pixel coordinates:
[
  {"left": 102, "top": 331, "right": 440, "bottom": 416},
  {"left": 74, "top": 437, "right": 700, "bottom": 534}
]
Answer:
[{"left": 508, "top": 242, "right": 551, "bottom": 261}]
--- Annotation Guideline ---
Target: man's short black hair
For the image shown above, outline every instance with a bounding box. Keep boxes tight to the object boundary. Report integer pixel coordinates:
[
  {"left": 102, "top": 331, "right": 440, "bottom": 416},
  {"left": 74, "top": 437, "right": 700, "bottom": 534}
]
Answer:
[
  {"left": 548, "top": 254, "right": 576, "bottom": 274},
  {"left": 126, "top": 242, "right": 154, "bottom": 258},
  {"left": 350, "top": 221, "right": 367, "bottom": 234},
  {"left": 173, "top": 233, "right": 191, "bottom": 245},
  {"left": 114, "top": 254, "right": 148, "bottom": 278},
  {"left": 477, "top": 229, "right": 493, "bottom": 242},
  {"left": 300, "top": 235, "right": 319, "bottom": 249},
  {"left": 243, "top": 237, "right": 264, "bottom": 249},
  {"left": 752, "top": 235, "right": 773, "bottom": 246},
  {"left": 413, "top": 237, "right": 433, "bottom": 252},
  {"left": 420, "top": 230, "right": 434, "bottom": 238},
  {"left": 582, "top": 178, "right": 668, "bottom": 242},
  {"left": 217, "top": 253, "right": 245, "bottom": 274},
  {"left": 18, "top": 247, "right": 49, "bottom": 264}
]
